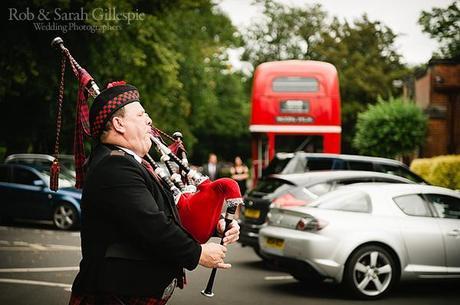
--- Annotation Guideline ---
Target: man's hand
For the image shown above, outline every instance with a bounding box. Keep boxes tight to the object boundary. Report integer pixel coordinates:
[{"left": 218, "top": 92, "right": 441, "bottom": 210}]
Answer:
[
  {"left": 216, "top": 219, "right": 240, "bottom": 246},
  {"left": 199, "top": 243, "right": 231, "bottom": 269}
]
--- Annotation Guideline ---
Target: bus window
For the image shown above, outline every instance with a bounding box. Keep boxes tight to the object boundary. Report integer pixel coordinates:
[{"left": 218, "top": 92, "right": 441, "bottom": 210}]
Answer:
[{"left": 272, "top": 77, "right": 319, "bottom": 92}]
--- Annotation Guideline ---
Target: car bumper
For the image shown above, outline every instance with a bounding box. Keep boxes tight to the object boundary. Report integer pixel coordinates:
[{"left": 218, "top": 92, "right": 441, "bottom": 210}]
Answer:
[
  {"left": 259, "top": 226, "right": 344, "bottom": 282},
  {"left": 238, "top": 220, "right": 266, "bottom": 248}
]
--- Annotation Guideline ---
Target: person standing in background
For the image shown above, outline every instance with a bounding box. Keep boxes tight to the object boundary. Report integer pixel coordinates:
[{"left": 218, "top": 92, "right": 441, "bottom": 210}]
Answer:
[
  {"left": 202, "top": 153, "right": 222, "bottom": 181},
  {"left": 230, "top": 156, "right": 249, "bottom": 195}
]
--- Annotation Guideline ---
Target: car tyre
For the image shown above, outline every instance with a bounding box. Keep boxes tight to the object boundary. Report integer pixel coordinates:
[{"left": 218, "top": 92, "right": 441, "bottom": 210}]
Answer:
[
  {"left": 53, "top": 202, "right": 79, "bottom": 230},
  {"left": 343, "top": 245, "right": 398, "bottom": 299}
]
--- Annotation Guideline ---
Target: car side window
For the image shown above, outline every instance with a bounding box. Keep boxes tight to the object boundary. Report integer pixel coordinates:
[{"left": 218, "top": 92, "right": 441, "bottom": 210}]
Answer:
[
  {"left": 331, "top": 159, "right": 346, "bottom": 169},
  {"left": 348, "top": 161, "right": 373, "bottom": 171},
  {"left": 424, "top": 194, "right": 460, "bottom": 220},
  {"left": 12, "top": 167, "right": 41, "bottom": 186},
  {"left": 305, "top": 158, "right": 334, "bottom": 171},
  {"left": 0, "top": 166, "right": 10, "bottom": 182},
  {"left": 313, "top": 189, "right": 371, "bottom": 213},
  {"left": 374, "top": 164, "right": 424, "bottom": 183},
  {"left": 393, "top": 194, "right": 432, "bottom": 217}
]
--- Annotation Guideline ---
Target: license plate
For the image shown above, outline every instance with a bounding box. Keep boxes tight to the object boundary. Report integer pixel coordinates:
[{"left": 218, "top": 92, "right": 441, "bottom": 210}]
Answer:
[
  {"left": 244, "top": 208, "right": 261, "bottom": 219},
  {"left": 265, "top": 237, "right": 284, "bottom": 249}
]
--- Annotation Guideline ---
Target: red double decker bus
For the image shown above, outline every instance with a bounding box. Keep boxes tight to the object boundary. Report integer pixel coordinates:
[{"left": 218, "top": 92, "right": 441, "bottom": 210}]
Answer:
[{"left": 250, "top": 60, "right": 341, "bottom": 183}]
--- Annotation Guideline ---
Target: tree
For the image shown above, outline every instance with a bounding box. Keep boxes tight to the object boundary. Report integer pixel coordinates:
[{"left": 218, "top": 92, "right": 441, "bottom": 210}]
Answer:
[
  {"left": 310, "top": 16, "right": 409, "bottom": 152},
  {"left": 353, "top": 97, "right": 427, "bottom": 159},
  {"left": 0, "top": 0, "right": 250, "bottom": 163},
  {"left": 242, "top": 0, "right": 327, "bottom": 68},
  {"left": 418, "top": 1, "right": 460, "bottom": 59}
]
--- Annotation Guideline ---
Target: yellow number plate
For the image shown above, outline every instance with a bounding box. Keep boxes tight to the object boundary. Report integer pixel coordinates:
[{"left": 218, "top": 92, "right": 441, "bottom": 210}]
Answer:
[
  {"left": 265, "top": 237, "right": 284, "bottom": 249},
  {"left": 244, "top": 208, "right": 261, "bottom": 219}
]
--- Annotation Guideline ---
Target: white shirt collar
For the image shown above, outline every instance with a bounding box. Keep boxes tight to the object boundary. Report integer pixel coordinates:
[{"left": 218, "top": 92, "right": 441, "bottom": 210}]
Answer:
[{"left": 116, "top": 146, "right": 142, "bottom": 164}]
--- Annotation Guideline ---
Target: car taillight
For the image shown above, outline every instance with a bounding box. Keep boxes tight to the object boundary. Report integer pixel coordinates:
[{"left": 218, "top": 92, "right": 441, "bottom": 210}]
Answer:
[
  {"left": 295, "top": 217, "right": 328, "bottom": 231},
  {"left": 272, "top": 193, "right": 310, "bottom": 208}
]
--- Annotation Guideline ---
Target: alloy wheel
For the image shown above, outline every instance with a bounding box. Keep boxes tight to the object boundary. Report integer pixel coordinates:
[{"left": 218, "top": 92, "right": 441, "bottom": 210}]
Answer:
[
  {"left": 352, "top": 250, "right": 393, "bottom": 297},
  {"left": 53, "top": 203, "right": 77, "bottom": 230}
]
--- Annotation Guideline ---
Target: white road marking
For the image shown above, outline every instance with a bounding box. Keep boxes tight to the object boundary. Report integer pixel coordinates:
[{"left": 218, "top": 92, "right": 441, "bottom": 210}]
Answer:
[
  {"left": 29, "top": 243, "right": 48, "bottom": 250},
  {"left": 0, "top": 266, "right": 79, "bottom": 273},
  {"left": 0, "top": 240, "right": 80, "bottom": 251},
  {"left": 264, "top": 275, "right": 294, "bottom": 280},
  {"left": 0, "top": 278, "right": 72, "bottom": 288}
]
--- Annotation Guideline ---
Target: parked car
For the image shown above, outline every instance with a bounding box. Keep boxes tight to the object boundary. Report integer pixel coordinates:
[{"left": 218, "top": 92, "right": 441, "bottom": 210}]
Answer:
[
  {"left": 239, "top": 171, "right": 414, "bottom": 256},
  {"left": 259, "top": 183, "right": 460, "bottom": 299},
  {"left": 5, "top": 153, "right": 76, "bottom": 178},
  {"left": 261, "top": 152, "right": 427, "bottom": 184},
  {"left": 0, "top": 163, "right": 81, "bottom": 230}
]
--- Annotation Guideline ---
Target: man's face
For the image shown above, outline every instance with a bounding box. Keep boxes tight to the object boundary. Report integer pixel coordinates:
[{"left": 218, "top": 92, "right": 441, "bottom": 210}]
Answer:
[
  {"left": 120, "top": 102, "right": 152, "bottom": 157},
  {"left": 209, "top": 154, "right": 217, "bottom": 164}
]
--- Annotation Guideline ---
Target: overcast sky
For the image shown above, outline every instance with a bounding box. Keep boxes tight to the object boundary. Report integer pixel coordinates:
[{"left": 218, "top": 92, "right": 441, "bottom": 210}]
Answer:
[{"left": 216, "top": 0, "right": 453, "bottom": 66}]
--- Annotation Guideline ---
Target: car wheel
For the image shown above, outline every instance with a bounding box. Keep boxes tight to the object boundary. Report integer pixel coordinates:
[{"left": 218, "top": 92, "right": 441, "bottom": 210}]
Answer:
[
  {"left": 53, "top": 202, "right": 79, "bottom": 230},
  {"left": 343, "top": 245, "right": 397, "bottom": 299}
]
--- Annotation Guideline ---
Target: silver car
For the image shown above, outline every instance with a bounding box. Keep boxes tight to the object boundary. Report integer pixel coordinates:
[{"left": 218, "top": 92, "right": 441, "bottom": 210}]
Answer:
[{"left": 259, "top": 183, "right": 460, "bottom": 299}]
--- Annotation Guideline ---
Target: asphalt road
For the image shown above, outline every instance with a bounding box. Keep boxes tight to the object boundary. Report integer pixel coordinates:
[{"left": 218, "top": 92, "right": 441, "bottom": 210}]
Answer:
[{"left": 0, "top": 223, "right": 459, "bottom": 305}]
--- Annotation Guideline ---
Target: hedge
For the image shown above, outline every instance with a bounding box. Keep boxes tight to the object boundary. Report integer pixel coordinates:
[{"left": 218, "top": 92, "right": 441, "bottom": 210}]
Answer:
[{"left": 410, "top": 155, "right": 460, "bottom": 189}]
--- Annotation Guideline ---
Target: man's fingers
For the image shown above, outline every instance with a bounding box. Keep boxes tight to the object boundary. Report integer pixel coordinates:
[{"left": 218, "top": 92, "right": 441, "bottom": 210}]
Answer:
[
  {"left": 223, "top": 236, "right": 239, "bottom": 246},
  {"left": 225, "top": 227, "right": 238, "bottom": 236},
  {"left": 216, "top": 262, "right": 232, "bottom": 269}
]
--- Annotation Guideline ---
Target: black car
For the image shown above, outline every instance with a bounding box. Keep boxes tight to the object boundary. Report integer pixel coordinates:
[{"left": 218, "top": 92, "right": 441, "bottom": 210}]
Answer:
[
  {"left": 262, "top": 152, "right": 427, "bottom": 184},
  {"left": 238, "top": 170, "right": 414, "bottom": 257}
]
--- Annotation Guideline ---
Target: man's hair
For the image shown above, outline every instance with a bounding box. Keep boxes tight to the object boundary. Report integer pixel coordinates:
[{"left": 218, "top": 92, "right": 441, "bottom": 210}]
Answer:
[{"left": 100, "top": 107, "right": 126, "bottom": 141}]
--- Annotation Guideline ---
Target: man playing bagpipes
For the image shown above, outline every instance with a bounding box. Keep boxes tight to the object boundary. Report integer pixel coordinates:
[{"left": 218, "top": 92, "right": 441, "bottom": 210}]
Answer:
[{"left": 49, "top": 38, "right": 241, "bottom": 305}]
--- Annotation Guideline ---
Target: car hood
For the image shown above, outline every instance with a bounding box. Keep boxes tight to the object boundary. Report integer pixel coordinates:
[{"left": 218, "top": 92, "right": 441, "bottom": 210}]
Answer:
[{"left": 57, "top": 187, "right": 82, "bottom": 200}]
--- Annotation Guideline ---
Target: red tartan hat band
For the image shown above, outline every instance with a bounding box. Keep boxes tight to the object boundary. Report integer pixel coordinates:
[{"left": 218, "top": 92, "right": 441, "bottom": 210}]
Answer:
[{"left": 89, "top": 82, "right": 140, "bottom": 138}]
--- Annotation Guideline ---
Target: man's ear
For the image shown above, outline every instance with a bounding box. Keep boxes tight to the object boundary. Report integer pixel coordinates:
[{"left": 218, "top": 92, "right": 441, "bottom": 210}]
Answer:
[{"left": 111, "top": 116, "right": 126, "bottom": 133}]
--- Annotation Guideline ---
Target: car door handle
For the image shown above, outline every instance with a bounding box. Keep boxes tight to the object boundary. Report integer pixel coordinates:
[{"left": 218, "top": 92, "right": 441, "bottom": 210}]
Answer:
[{"left": 447, "top": 229, "right": 460, "bottom": 237}]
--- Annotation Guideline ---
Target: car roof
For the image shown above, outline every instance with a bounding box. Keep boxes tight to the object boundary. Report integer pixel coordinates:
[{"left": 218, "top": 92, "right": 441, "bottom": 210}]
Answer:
[
  {"left": 5, "top": 153, "right": 55, "bottom": 162},
  {"left": 344, "top": 183, "right": 460, "bottom": 198},
  {"left": 290, "top": 152, "right": 405, "bottom": 166},
  {"left": 268, "top": 170, "right": 412, "bottom": 186}
]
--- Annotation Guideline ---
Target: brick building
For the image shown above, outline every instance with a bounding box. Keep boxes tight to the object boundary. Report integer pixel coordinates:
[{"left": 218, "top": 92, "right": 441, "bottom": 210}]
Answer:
[{"left": 404, "top": 58, "right": 460, "bottom": 157}]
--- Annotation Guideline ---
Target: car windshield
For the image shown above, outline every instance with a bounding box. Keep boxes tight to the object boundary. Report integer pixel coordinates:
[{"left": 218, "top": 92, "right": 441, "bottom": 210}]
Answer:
[
  {"left": 310, "top": 188, "right": 371, "bottom": 213},
  {"left": 248, "top": 178, "right": 295, "bottom": 197},
  {"left": 262, "top": 155, "right": 293, "bottom": 177},
  {"left": 33, "top": 166, "right": 75, "bottom": 189},
  {"left": 279, "top": 154, "right": 307, "bottom": 174}
]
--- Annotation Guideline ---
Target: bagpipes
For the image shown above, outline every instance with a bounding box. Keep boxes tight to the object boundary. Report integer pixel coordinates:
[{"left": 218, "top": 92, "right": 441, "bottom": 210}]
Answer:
[{"left": 50, "top": 37, "right": 242, "bottom": 297}]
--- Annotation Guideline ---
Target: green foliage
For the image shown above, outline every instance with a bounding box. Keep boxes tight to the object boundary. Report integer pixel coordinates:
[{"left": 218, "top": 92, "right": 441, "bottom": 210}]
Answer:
[
  {"left": 411, "top": 155, "right": 460, "bottom": 190},
  {"left": 418, "top": 1, "right": 460, "bottom": 59},
  {"left": 410, "top": 158, "right": 432, "bottom": 181},
  {"left": 353, "top": 97, "right": 427, "bottom": 158},
  {"left": 0, "top": 0, "right": 250, "bottom": 163},
  {"left": 242, "top": 0, "right": 327, "bottom": 67}
]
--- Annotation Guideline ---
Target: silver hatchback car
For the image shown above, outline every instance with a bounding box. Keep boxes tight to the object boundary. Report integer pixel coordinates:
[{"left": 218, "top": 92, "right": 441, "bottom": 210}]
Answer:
[{"left": 259, "top": 184, "right": 460, "bottom": 299}]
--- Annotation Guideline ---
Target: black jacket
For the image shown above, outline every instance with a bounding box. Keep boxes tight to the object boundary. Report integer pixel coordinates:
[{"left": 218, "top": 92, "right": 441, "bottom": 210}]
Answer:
[
  {"left": 72, "top": 144, "right": 201, "bottom": 298},
  {"left": 201, "top": 163, "right": 223, "bottom": 181}
]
